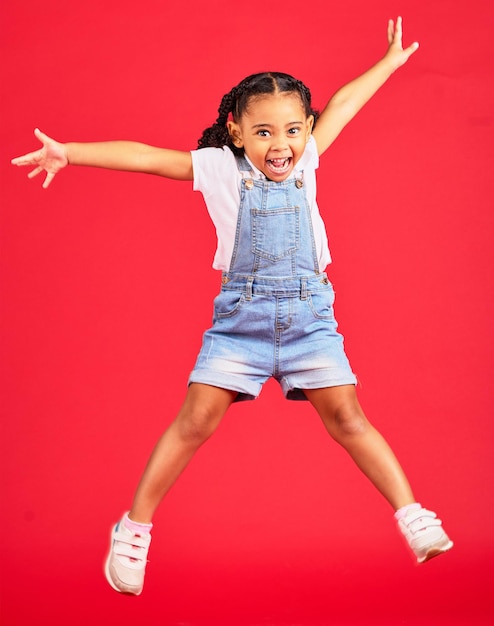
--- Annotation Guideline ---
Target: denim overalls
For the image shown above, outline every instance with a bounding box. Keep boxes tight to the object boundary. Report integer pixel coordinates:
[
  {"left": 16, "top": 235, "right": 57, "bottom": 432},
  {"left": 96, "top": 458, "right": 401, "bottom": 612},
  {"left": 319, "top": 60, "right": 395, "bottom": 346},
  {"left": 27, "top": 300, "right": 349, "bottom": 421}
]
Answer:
[{"left": 189, "top": 157, "right": 356, "bottom": 401}]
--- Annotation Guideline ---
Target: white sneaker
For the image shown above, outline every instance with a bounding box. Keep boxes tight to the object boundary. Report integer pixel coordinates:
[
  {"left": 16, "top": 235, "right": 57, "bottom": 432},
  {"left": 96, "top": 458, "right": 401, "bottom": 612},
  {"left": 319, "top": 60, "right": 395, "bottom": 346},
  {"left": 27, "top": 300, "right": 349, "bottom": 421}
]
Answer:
[
  {"left": 396, "top": 504, "right": 453, "bottom": 563},
  {"left": 104, "top": 515, "right": 152, "bottom": 595}
]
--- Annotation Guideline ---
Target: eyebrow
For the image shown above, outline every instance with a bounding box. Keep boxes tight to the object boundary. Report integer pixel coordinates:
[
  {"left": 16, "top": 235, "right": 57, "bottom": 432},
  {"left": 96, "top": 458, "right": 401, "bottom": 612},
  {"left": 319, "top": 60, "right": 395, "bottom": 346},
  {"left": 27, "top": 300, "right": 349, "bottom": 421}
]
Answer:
[{"left": 251, "top": 121, "right": 304, "bottom": 129}]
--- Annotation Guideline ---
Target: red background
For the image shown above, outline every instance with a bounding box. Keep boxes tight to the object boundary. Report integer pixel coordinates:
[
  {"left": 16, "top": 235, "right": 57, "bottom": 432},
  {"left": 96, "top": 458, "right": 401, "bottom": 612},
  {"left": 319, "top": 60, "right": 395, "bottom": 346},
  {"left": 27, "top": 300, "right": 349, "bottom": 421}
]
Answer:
[{"left": 1, "top": 1, "right": 493, "bottom": 624}]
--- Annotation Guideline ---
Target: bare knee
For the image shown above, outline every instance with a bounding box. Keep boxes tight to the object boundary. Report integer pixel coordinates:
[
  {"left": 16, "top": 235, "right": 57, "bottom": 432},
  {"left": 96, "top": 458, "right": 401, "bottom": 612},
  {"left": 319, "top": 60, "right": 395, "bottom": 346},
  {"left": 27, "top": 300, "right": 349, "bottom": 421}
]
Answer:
[
  {"left": 174, "top": 405, "right": 222, "bottom": 446},
  {"left": 325, "top": 403, "right": 370, "bottom": 439},
  {"left": 171, "top": 384, "right": 235, "bottom": 447}
]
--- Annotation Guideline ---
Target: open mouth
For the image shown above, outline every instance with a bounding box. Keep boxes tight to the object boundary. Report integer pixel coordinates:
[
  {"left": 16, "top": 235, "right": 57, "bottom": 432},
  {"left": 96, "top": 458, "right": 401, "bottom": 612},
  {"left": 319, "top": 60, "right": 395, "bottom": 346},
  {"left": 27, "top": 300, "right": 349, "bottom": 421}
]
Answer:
[{"left": 265, "top": 157, "right": 292, "bottom": 176}]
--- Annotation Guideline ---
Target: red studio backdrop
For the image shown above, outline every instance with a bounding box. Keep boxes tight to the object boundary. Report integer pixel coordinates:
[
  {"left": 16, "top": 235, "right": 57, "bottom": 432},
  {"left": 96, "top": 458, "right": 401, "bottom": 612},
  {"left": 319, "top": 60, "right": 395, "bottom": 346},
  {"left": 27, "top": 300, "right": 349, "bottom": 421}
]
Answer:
[{"left": 1, "top": 1, "right": 493, "bottom": 624}]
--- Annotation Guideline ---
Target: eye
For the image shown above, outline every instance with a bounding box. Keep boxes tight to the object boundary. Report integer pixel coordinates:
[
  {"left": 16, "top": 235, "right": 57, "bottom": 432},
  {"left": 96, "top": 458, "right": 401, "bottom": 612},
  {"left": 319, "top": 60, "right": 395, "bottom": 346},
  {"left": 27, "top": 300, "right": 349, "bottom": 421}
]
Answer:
[
  {"left": 257, "top": 129, "right": 271, "bottom": 137},
  {"left": 288, "top": 127, "right": 301, "bottom": 135}
]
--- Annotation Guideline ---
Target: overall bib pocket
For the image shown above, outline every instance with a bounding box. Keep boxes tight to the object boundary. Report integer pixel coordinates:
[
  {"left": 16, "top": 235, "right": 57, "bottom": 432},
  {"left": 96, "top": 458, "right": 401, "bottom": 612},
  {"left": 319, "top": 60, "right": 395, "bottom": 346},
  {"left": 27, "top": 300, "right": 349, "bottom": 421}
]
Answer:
[{"left": 251, "top": 206, "right": 300, "bottom": 261}]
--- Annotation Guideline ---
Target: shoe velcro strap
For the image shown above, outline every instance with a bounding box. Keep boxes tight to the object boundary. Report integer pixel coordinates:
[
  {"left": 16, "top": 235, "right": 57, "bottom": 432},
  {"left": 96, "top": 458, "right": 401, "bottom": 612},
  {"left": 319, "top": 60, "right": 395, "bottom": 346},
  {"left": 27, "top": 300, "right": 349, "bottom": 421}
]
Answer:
[
  {"left": 113, "top": 542, "right": 147, "bottom": 562},
  {"left": 113, "top": 530, "right": 150, "bottom": 550},
  {"left": 406, "top": 509, "right": 442, "bottom": 531}
]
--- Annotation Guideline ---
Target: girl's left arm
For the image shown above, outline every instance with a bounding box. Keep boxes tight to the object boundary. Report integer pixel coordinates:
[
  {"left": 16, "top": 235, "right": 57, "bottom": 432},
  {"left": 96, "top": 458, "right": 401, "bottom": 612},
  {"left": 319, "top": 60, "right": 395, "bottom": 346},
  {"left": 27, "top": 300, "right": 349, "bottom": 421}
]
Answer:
[{"left": 312, "top": 17, "right": 419, "bottom": 156}]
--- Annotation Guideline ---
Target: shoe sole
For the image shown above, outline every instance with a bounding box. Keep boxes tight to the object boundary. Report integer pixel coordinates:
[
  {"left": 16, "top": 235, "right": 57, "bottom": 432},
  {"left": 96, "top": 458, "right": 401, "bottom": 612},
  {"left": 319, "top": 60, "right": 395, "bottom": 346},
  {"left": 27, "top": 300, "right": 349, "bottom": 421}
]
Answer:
[{"left": 418, "top": 539, "right": 454, "bottom": 563}]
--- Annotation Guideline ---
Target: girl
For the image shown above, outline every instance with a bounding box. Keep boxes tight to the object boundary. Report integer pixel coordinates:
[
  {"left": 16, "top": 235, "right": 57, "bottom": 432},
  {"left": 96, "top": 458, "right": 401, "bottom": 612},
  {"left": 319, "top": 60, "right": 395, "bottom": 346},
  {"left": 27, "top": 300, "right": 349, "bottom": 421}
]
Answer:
[{"left": 12, "top": 17, "right": 452, "bottom": 596}]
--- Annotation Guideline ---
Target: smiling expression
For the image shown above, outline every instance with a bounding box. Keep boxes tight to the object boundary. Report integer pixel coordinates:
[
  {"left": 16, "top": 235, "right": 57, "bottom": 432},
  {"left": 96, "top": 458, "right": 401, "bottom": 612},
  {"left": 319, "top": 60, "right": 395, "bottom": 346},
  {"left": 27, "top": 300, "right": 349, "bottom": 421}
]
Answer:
[{"left": 228, "top": 92, "right": 314, "bottom": 182}]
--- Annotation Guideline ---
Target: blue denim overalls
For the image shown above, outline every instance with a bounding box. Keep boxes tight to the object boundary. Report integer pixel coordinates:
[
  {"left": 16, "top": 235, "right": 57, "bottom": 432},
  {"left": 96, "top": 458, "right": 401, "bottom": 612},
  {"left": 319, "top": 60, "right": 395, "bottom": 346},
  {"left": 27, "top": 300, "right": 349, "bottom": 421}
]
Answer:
[{"left": 189, "top": 157, "right": 356, "bottom": 400}]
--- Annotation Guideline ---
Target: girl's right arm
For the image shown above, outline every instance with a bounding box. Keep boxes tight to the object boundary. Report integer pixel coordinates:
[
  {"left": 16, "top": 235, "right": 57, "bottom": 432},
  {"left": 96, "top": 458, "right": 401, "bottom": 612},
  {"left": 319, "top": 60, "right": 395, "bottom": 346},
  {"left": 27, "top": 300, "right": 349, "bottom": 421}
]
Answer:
[{"left": 11, "top": 128, "right": 193, "bottom": 189}]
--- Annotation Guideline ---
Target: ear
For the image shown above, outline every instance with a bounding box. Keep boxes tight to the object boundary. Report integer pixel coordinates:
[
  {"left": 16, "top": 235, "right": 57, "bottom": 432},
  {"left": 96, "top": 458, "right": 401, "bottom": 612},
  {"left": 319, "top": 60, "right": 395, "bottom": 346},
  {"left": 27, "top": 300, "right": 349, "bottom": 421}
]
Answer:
[
  {"left": 227, "top": 120, "right": 243, "bottom": 148},
  {"left": 305, "top": 115, "right": 314, "bottom": 142}
]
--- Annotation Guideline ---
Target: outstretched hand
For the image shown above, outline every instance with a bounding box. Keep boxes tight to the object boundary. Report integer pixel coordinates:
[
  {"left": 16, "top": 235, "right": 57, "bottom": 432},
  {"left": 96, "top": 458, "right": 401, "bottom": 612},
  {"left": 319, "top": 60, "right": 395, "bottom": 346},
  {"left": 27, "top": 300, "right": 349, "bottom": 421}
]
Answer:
[
  {"left": 386, "top": 16, "right": 419, "bottom": 70},
  {"left": 11, "top": 128, "right": 68, "bottom": 189}
]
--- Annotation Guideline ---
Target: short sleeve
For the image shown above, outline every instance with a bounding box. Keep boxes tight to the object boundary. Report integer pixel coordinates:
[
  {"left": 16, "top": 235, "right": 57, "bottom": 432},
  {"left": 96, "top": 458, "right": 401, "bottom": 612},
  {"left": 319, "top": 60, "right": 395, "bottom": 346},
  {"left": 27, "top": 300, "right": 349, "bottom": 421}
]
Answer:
[
  {"left": 191, "top": 146, "right": 237, "bottom": 197},
  {"left": 296, "top": 135, "right": 319, "bottom": 173}
]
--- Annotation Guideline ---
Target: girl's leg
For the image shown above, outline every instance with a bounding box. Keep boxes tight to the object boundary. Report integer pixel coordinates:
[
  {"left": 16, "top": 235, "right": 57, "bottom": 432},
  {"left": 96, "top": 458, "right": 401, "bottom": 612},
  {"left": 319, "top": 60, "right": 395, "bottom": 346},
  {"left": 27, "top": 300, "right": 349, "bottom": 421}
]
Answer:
[
  {"left": 105, "top": 383, "right": 237, "bottom": 595},
  {"left": 304, "top": 385, "right": 453, "bottom": 563},
  {"left": 304, "top": 385, "right": 415, "bottom": 510},
  {"left": 129, "top": 382, "right": 238, "bottom": 523}
]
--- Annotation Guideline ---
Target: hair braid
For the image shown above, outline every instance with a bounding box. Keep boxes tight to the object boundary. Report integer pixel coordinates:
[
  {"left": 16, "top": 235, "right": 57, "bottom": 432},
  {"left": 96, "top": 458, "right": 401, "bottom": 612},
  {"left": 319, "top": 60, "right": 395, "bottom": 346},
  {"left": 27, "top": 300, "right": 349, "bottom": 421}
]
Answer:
[{"left": 197, "top": 87, "right": 239, "bottom": 153}]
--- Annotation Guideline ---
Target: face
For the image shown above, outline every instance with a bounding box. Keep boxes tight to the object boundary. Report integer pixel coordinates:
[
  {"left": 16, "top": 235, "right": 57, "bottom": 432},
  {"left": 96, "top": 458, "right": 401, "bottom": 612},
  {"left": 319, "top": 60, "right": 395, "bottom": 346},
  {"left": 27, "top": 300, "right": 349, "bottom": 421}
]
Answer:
[{"left": 227, "top": 92, "right": 314, "bottom": 182}]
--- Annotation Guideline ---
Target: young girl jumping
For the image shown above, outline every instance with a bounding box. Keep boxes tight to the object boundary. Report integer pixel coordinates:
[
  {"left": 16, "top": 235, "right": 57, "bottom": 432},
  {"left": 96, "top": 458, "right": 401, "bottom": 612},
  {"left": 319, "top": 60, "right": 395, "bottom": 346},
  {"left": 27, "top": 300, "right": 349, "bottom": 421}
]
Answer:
[{"left": 12, "top": 17, "right": 453, "bottom": 596}]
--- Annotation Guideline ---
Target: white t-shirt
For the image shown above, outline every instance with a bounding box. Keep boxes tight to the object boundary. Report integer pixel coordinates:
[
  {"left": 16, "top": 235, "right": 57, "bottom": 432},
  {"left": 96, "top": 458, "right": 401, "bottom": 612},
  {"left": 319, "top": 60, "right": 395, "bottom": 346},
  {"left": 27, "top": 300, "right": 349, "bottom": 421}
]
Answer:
[{"left": 191, "top": 135, "right": 331, "bottom": 271}]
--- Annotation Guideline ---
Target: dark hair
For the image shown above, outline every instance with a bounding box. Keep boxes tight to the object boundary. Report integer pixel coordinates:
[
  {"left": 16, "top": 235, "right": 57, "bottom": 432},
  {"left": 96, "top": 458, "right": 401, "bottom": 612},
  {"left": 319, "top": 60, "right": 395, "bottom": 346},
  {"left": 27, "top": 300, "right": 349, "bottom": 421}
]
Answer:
[{"left": 197, "top": 72, "right": 319, "bottom": 155}]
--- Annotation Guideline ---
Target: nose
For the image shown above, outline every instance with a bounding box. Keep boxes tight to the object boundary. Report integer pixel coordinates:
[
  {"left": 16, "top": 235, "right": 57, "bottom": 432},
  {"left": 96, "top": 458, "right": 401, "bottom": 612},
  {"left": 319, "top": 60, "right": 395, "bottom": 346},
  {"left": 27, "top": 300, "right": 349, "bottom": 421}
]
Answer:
[{"left": 270, "top": 132, "right": 289, "bottom": 151}]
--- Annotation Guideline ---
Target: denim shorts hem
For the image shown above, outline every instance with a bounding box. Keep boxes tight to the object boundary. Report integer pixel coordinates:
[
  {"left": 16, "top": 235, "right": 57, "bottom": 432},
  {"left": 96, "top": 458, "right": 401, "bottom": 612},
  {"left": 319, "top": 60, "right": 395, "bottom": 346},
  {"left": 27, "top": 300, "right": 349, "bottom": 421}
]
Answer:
[
  {"left": 188, "top": 370, "right": 261, "bottom": 402},
  {"left": 281, "top": 371, "right": 357, "bottom": 401}
]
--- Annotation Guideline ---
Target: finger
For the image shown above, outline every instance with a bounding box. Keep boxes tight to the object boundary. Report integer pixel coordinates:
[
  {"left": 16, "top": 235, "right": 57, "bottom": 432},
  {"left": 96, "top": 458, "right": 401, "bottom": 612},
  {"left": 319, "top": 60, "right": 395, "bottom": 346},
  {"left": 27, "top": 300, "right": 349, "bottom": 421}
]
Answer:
[
  {"left": 13, "top": 148, "right": 44, "bottom": 165},
  {"left": 11, "top": 128, "right": 47, "bottom": 165},
  {"left": 11, "top": 151, "right": 40, "bottom": 166},
  {"left": 395, "top": 15, "right": 403, "bottom": 41},
  {"left": 34, "top": 127, "right": 50, "bottom": 144},
  {"left": 27, "top": 166, "right": 43, "bottom": 179},
  {"left": 42, "top": 172, "right": 55, "bottom": 189},
  {"left": 387, "top": 19, "right": 394, "bottom": 44},
  {"left": 404, "top": 41, "right": 420, "bottom": 57}
]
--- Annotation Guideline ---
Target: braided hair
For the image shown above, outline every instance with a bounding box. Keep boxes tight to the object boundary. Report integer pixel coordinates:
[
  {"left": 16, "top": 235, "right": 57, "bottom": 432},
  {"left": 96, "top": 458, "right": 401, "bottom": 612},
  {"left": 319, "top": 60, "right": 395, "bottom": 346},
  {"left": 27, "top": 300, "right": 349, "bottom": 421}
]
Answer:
[{"left": 197, "top": 72, "right": 319, "bottom": 155}]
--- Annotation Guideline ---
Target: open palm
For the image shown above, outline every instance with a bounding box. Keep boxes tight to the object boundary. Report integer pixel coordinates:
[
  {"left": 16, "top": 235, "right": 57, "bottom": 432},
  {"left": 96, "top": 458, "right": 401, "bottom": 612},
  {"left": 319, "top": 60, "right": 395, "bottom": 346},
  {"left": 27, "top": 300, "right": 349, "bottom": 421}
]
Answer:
[{"left": 11, "top": 128, "right": 68, "bottom": 189}]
